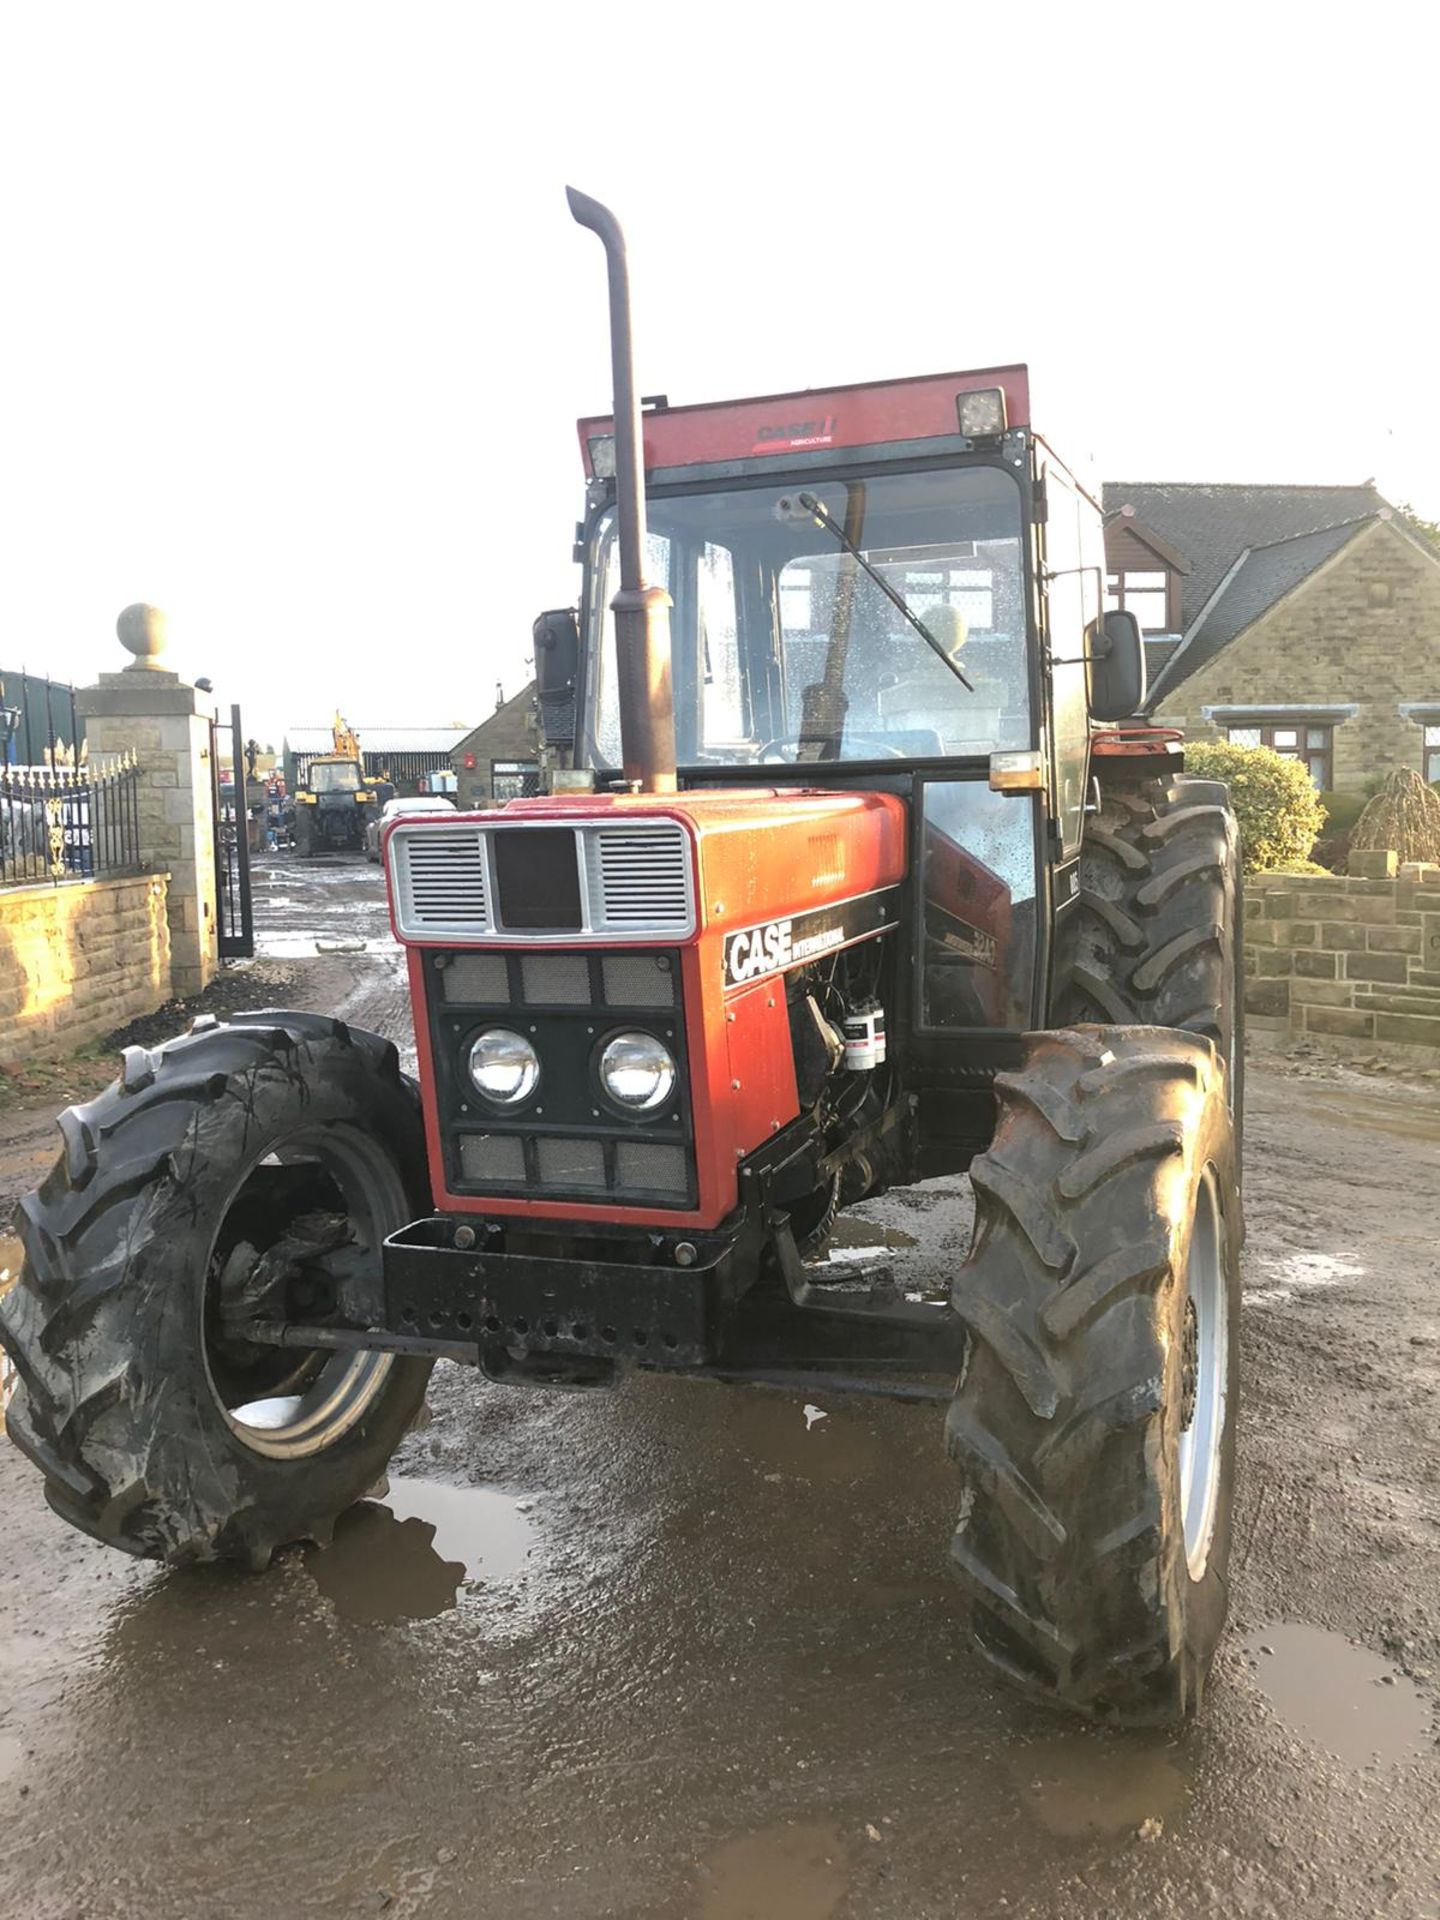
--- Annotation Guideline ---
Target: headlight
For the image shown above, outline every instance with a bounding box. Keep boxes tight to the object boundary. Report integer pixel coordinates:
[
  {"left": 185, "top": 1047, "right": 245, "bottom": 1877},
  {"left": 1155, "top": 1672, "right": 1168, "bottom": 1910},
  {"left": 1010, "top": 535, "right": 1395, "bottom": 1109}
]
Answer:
[
  {"left": 468, "top": 1029, "right": 540, "bottom": 1105},
  {"left": 598, "top": 1030, "right": 676, "bottom": 1113}
]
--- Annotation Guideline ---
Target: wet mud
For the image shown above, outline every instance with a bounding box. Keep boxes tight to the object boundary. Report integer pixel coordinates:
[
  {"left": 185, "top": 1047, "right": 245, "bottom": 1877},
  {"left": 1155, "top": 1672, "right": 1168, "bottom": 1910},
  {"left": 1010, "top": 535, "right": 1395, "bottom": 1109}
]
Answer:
[{"left": 1, "top": 862, "right": 1438, "bottom": 1918}]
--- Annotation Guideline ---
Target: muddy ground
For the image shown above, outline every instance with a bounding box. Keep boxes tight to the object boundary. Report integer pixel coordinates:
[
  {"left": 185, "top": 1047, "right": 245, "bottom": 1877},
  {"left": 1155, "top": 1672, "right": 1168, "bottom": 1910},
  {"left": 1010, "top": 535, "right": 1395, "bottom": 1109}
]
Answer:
[{"left": 1, "top": 850, "right": 1438, "bottom": 1920}]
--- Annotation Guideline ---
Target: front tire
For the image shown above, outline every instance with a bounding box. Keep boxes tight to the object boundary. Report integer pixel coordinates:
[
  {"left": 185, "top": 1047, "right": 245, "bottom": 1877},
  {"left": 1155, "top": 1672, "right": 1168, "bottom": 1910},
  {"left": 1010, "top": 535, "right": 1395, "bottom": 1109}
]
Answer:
[
  {"left": 0, "top": 1012, "right": 432, "bottom": 1567},
  {"left": 946, "top": 1026, "right": 1241, "bottom": 1724}
]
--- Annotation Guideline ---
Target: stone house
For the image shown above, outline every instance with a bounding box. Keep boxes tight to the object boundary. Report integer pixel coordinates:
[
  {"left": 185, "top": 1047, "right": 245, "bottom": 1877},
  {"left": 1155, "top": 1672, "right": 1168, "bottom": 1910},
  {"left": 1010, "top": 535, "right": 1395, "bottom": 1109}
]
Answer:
[
  {"left": 450, "top": 684, "right": 540, "bottom": 810},
  {"left": 1102, "top": 482, "right": 1440, "bottom": 793}
]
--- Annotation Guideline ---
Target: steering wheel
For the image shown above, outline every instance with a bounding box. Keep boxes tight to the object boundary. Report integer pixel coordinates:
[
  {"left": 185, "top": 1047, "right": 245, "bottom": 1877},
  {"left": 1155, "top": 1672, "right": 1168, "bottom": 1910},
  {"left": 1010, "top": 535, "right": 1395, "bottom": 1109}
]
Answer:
[{"left": 757, "top": 736, "right": 906, "bottom": 763}]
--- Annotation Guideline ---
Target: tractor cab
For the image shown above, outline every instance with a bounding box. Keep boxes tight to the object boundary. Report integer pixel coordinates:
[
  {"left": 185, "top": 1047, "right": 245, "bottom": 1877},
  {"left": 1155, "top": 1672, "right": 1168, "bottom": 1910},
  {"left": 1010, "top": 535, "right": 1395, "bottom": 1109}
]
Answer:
[{"left": 536, "top": 362, "right": 1148, "bottom": 1108}]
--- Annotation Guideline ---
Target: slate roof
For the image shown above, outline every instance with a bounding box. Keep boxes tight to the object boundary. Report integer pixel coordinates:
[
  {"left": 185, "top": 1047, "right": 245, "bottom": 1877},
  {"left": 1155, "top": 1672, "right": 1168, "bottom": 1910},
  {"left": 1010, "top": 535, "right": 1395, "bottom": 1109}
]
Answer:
[
  {"left": 1102, "top": 482, "right": 1397, "bottom": 708},
  {"left": 1143, "top": 637, "right": 1183, "bottom": 685},
  {"left": 1103, "top": 482, "right": 1385, "bottom": 633}
]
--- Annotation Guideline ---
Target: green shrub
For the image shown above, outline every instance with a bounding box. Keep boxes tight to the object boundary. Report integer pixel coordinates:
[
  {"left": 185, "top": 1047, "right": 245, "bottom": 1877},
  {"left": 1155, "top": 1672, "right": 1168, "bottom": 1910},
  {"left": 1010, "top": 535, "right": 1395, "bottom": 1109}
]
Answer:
[
  {"left": 1182, "top": 740, "right": 1327, "bottom": 874},
  {"left": 1312, "top": 788, "right": 1368, "bottom": 873}
]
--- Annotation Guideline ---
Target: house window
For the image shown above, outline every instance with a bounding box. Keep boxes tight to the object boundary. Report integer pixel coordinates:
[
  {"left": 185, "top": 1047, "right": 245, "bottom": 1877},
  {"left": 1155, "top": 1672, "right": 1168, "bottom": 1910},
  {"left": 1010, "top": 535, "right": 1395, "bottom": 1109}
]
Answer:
[
  {"left": 1425, "top": 724, "right": 1440, "bottom": 784},
  {"left": 491, "top": 760, "right": 540, "bottom": 801},
  {"left": 1105, "top": 570, "right": 1172, "bottom": 634},
  {"left": 1227, "top": 723, "right": 1332, "bottom": 789}
]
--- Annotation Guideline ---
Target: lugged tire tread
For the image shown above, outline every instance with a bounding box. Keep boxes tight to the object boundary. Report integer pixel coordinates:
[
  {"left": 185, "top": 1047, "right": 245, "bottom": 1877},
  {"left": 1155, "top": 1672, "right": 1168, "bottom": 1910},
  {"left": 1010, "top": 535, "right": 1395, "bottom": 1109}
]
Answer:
[
  {"left": 947, "top": 1025, "right": 1240, "bottom": 1724},
  {"left": 0, "top": 1012, "right": 431, "bottom": 1568},
  {"left": 1053, "top": 770, "right": 1243, "bottom": 1167}
]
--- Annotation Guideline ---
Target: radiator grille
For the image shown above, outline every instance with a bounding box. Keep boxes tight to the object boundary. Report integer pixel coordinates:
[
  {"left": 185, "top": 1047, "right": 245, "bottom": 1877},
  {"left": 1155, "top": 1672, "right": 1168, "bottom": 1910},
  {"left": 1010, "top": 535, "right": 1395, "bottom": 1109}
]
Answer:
[
  {"left": 458, "top": 1134, "right": 525, "bottom": 1183},
  {"left": 391, "top": 827, "right": 489, "bottom": 937},
  {"left": 441, "top": 953, "right": 508, "bottom": 1003},
  {"left": 586, "top": 823, "right": 693, "bottom": 934},
  {"left": 390, "top": 817, "right": 692, "bottom": 943},
  {"left": 522, "top": 954, "right": 592, "bottom": 1005},
  {"left": 601, "top": 954, "right": 677, "bottom": 1008},
  {"left": 615, "top": 1142, "right": 689, "bottom": 1196},
  {"left": 536, "top": 1138, "right": 607, "bottom": 1189}
]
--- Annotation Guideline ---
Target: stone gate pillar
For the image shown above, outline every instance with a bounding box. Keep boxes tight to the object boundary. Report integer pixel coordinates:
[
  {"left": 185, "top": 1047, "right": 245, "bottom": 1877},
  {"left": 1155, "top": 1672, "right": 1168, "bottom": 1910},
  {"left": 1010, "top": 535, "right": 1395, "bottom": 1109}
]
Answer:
[{"left": 76, "top": 605, "right": 218, "bottom": 996}]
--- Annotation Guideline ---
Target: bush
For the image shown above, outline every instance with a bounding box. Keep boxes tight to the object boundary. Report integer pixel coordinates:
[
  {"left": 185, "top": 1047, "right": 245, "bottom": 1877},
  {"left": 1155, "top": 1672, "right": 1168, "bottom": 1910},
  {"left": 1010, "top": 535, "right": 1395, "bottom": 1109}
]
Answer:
[
  {"left": 1312, "top": 788, "right": 1368, "bottom": 873},
  {"left": 1182, "top": 740, "right": 1327, "bottom": 874},
  {"left": 1349, "top": 767, "right": 1440, "bottom": 867}
]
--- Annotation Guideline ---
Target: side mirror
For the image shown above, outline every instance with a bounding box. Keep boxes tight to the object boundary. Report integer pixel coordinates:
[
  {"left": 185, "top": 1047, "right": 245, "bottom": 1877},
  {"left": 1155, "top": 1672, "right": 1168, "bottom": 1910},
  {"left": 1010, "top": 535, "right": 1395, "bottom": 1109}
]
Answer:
[
  {"left": 1088, "top": 608, "right": 1147, "bottom": 722},
  {"left": 533, "top": 608, "right": 580, "bottom": 750}
]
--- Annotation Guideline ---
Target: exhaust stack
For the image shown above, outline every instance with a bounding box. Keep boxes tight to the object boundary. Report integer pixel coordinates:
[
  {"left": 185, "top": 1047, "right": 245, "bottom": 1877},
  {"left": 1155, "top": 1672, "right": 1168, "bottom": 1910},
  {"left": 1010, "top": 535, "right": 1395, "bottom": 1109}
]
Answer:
[{"left": 567, "top": 187, "right": 677, "bottom": 794}]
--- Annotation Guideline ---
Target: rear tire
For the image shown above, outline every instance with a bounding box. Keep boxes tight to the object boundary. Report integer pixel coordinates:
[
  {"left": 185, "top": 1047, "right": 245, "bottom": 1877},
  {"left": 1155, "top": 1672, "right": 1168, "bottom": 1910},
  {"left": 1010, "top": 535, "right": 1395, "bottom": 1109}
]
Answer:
[
  {"left": 0, "top": 1012, "right": 432, "bottom": 1567},
  {"left": 1054, "top": 773, "right": 1243, "bottom": 1145},
  {"left": 946, "top": 1025, "right": 1241, "bottom": 1724}
]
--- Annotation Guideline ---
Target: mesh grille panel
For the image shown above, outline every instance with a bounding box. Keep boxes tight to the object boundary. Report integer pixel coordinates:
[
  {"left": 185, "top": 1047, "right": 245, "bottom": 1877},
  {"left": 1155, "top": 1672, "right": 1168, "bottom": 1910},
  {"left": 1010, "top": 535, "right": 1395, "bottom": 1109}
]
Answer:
[
  {"left": 441, "top": 953, "right": 509, "bottom": 1003},
  {"left": 458, "top": 1134, "right": 525, "bottom": 1183},
  {"left": 536, "top": 1138, "right": 606, "bottom": 1188},
  {"left": 615, "top": 1142, "right": 689, "bottom": 1195},
  {"left": 601, "top": 954, "right": 677, "bottom": 1008},
  {"left": 522, "top": 954, "right": 593, "bottom": 1006}
]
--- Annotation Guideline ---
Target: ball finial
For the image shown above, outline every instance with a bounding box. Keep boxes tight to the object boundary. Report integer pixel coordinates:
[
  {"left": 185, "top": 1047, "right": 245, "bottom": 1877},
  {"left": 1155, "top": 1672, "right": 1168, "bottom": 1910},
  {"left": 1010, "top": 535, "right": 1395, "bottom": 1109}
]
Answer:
[{"left": 116, "top": 603, "right": 168, "bottom": 669}]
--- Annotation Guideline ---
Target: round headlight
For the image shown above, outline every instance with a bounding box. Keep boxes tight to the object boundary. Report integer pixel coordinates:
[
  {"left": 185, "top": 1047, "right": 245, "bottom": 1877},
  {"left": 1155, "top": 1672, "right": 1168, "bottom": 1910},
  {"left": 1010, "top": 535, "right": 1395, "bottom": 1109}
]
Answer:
[
  {"left": 468, "top": 1028, "right": 540, "bottom": 1106},
  {"left": 598, "top": 1030, "right": 676, "bottom": 1113}
]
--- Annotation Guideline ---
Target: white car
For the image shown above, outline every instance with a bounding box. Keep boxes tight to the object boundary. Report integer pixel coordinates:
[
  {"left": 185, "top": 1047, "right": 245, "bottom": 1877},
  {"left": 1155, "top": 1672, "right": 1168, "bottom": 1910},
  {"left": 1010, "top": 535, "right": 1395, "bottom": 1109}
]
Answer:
[{"left": 365, "top": 793, "right": 457, "bottom": 862}]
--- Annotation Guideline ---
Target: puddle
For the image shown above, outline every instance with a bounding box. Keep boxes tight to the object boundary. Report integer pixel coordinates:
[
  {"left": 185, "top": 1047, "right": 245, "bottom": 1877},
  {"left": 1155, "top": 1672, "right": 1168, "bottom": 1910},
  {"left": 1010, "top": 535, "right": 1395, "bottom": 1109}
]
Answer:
[
  {"left": 1246, "top": 1249, "right": 1364, "bottom": 1307},
  {"left": 1009, "top": 1731, "right": 1188, "bottom": 1839},
  {"left": 306, "top": 1477, "right": 537, "bottom": 1623},
  {"left": 829, "top": 1217, "right": 918, "bottom": 1252},
  {"left": 697, "top": 1822, "right": 851, "bottom": 1920},
  {"left": 1244, "top": 1623, "right": 1430, "bottom": 1768}
]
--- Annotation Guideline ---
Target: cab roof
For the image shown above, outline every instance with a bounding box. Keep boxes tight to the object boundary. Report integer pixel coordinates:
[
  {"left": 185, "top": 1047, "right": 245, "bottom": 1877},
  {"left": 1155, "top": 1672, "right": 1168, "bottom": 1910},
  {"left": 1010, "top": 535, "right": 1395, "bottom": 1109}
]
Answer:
[{"left": 577, "top": 365, "right": 1029, "bottom": 478}]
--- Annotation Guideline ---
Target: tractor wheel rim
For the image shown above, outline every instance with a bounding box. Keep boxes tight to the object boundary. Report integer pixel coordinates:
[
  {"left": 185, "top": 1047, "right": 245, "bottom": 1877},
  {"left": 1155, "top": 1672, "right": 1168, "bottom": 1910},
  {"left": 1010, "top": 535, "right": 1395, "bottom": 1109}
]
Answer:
[
  {"left": 1178, "top": 1164, "right": 1227, "bottom": 1580},
  {"left": 202, "top": 1124, "right": 405, "bottom": 1462}
]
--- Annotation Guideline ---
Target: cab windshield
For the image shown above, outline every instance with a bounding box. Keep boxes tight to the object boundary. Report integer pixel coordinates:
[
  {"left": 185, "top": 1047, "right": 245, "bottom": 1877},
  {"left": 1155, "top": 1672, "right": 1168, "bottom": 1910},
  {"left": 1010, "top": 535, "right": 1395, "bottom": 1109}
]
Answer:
[
  {"left": 587, "top": 464, "right": 1027, "bottom": 766},
  {"left": 308, "top": 760, "right": 362, "bottom": 793}
]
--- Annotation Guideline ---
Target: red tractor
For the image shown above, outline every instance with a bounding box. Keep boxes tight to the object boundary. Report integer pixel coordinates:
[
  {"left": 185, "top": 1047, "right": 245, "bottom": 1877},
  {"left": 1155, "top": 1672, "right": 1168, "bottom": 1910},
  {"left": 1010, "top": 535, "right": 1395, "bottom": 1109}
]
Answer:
[{"left": 1, "top": 192, "right": 1242, "bottom": 1725}]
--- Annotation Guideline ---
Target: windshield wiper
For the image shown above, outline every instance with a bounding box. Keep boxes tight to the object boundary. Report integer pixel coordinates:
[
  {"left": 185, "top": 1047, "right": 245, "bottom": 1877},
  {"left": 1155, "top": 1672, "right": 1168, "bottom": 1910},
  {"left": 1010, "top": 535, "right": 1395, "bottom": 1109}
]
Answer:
[{"left": 795, "top": 491, "right": 975, "bottom": 693}]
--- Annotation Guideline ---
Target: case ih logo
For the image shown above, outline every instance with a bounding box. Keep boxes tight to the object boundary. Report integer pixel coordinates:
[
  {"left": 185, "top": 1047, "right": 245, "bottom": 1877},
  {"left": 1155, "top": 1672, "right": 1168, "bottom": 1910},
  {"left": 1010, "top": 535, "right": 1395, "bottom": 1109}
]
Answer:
[
  {"left": 723, "top": 893, "right": 895, "bottom": 988},
  {"left": 752, "top": 415, "right": 837, "bottom": 455}
]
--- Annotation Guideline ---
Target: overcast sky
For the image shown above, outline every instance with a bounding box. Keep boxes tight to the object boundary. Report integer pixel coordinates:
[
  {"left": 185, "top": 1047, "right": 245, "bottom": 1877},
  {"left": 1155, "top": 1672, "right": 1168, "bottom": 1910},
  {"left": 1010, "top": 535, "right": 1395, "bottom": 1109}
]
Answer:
[{"left": 2, "top": 4, "right": 1434, "bottom": 748}]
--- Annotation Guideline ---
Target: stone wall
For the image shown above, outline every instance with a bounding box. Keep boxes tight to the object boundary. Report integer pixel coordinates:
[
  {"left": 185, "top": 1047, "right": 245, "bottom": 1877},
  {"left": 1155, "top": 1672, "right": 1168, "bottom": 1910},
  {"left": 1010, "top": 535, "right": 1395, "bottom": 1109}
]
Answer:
[
  {"left": 0, "top": 872, "right": 171, "bottom": 1065},
  {"left": 1155, "top": 519, "right": 1440, "bottom": 791},
  {"left": 1244, "top": 866, "right": 1440, "bottom": 1053},
  {"left": 452, "top": 686, "right": 540, "bottom": 810}
]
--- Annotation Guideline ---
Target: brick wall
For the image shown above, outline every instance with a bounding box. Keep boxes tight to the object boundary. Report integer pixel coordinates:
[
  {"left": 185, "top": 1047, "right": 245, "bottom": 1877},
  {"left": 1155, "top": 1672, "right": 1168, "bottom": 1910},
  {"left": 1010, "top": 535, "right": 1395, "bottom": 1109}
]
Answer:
[
  {"left": 0, "top": 873, "right": 172, "bottom": 1065},
  {"left": 1244, "top": 867, "right": 1440, "bottom": 1053},
  {"left": 1155, "top": 520, "right": 1440, "bottom": 791}
]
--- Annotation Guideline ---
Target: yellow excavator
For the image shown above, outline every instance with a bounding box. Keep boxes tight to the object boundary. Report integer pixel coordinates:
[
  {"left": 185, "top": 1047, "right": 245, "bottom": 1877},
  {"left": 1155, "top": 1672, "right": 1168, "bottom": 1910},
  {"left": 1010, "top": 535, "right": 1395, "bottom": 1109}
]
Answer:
[{"left": 292, "top": 714, "right": 391, "bottom": 856}]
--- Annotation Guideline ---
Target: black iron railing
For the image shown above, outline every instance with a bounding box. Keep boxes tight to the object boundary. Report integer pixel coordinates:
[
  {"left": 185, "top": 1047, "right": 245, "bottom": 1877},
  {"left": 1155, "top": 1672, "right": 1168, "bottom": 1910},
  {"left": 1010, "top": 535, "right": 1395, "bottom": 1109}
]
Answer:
[{"left": 0, "top": 757, "right": 143, "bottom": 888}]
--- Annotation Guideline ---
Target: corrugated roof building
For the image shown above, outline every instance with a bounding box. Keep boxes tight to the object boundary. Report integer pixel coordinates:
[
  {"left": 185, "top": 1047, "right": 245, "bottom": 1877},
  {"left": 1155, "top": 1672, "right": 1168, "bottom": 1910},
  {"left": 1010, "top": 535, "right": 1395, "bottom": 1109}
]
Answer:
[{"left": 283, "top": 727, "right": 469, "bottom": 794}]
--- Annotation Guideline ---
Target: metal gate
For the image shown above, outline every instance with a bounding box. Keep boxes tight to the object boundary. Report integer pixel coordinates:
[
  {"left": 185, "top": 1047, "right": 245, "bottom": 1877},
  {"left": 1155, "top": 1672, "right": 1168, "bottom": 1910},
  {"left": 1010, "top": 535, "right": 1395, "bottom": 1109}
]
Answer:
[{"left": 210, "top": 704, "right": 254, "bottom": 960}]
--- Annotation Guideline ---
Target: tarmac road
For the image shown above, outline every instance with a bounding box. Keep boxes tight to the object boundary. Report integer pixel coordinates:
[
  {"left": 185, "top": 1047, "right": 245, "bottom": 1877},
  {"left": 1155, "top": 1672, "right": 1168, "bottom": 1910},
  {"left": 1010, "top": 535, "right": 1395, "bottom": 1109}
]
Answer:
[{"left": 1, "top": 850, "right": 1438, "bottom": 1919}]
